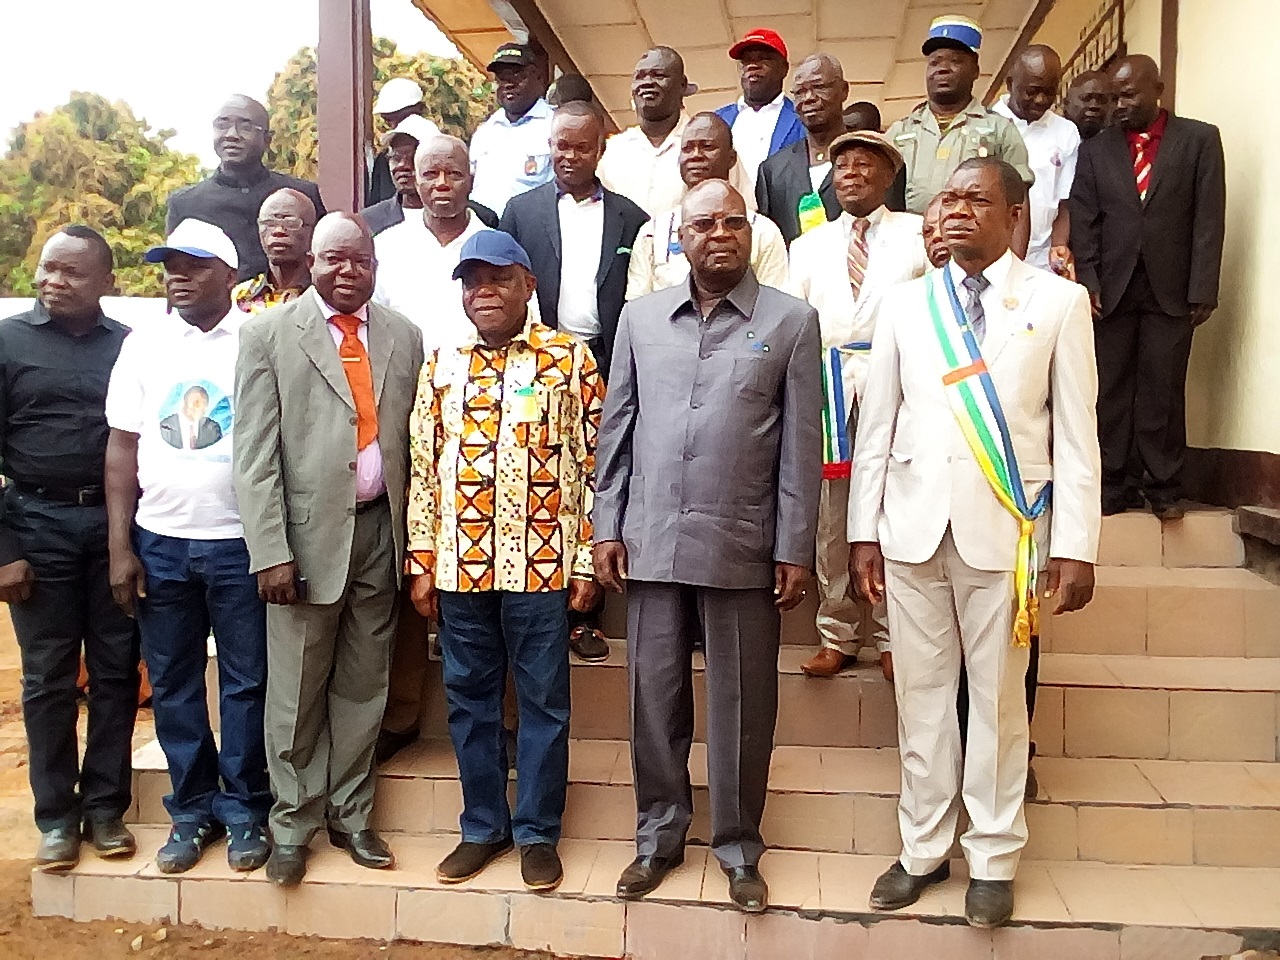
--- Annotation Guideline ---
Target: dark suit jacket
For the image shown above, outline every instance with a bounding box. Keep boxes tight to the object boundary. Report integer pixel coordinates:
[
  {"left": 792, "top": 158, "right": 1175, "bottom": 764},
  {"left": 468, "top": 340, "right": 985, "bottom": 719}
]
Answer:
[
  {"left": 755, "top": 139, "right": 841, "bottom": 246},
  {"left": 1069, "top": 114, "right": 1226, "bottom": 319},
  {"left": 498, "top": 181, "right": 648, "bottom": 380},
  {"left": 159, "top": 414, "right": 223, "bottom": 451},
  {"left": 360, "top": 195, "right": 499, "bottom": 237}
]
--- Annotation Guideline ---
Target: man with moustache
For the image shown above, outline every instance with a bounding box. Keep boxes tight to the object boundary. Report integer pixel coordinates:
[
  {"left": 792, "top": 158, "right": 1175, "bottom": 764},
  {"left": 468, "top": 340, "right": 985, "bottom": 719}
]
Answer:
[
  {"left": 1069, "top": 54, "right": 1225, "bottom": 520},
  {"left": 1065, "top": 71, "right": 1114, "bottom": 141},
  {"left": 106, "top": 220, "right": 271, "bottom": 875},
  {"left": 755, "top": 54, "right": 848, "bottom": 245},
  {"left": 406, "top": 230, "right": 604, "bottom": 891},
  {"left": 234, "top": 213, "right": 424, "bottom": 886},
  {"left": 786, "top": 131, "right": 926, "bottom": 681},
  {"left": 233, "top": 189, "right": 317, "bottom": 314},
  {"left": 0, "top": 227, "right": 138, "bottom": 872},
  {"left": 627, "top": 113, "right": 789, "bottom": 299},
  {"left": 851, "top": 158, "right": 1100, "bottom": 927},
  {"left": 595, "top": 179, "right": 822, "bottom": 913},
  {"left": 469, "top": 44, "right": 554, "bottom": 217},
  {"left": 167, "top": 95, "right": 325, "bottom": 282},
  {"left": 714, "top": 28, "right": 805, "bottom": 190}
]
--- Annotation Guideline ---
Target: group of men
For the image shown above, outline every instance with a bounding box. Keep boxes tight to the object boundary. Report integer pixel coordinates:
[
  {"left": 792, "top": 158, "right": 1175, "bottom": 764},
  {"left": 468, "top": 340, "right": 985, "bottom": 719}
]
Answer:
[{"left": 1, "top": 9, "right": 1225, "bottom": 934}]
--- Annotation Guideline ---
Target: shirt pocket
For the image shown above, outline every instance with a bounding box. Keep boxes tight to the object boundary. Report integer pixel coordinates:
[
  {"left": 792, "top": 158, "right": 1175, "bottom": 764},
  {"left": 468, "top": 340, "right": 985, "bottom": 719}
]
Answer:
[{"left": 733, "top": 355, "right": 771, "bottom": 402}]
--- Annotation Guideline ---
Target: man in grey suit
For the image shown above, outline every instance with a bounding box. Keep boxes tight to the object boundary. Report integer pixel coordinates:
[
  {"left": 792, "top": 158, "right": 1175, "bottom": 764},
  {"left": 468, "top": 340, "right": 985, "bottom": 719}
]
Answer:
[
  {"left": 233, "top": 212, "right": 425, "bottom": 886},
  {"left": 594, "top": 179, "right": 823, "bottom": 913}
]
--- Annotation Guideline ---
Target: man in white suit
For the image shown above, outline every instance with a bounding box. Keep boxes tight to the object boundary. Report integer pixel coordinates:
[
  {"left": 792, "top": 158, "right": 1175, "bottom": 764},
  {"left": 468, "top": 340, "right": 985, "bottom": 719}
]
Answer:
[
  {"left": 788, "top": 129, "right": 926, "bottom": 680},
  {"left": 849, "top": 158, "right": 1100, "bottom": 928}
]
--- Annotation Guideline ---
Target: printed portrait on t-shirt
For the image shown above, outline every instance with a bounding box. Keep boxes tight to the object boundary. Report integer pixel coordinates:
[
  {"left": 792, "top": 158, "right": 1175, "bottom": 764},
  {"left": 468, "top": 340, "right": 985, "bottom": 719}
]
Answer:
[{"left": 158, "top": 380, "right": 233, "bottom": 452}]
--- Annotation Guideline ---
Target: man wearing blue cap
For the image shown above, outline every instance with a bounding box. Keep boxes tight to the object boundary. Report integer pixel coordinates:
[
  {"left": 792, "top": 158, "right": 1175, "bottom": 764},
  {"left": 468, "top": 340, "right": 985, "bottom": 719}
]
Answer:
[
  {"left": 405, "top": 229, "right": 604, "bottom": 892},
  {"left": 887, "top": 16, "right": 1033, "bottom": 224}
]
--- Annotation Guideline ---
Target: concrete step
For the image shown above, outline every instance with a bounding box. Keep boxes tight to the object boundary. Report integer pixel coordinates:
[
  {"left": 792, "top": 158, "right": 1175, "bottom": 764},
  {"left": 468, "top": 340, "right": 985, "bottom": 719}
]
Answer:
[
  {"left": 34, "top": 829, "right": 1278, "bottom": 957},
  {"left": 125, "top": 737, "right": 1280, "bottom": 868},
  {"left": 1098, "top": 507, "right": 1244, "bottom": 568}
]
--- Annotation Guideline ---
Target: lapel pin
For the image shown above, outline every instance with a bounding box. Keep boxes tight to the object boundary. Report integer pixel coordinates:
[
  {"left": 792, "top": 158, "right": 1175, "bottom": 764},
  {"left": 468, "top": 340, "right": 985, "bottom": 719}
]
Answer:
[
  {"left": 1003, "top": 296, "right": 1019, "bottom": 311},
  {"left": 747, "top": 331, "right": 755, "bottom": 339}
]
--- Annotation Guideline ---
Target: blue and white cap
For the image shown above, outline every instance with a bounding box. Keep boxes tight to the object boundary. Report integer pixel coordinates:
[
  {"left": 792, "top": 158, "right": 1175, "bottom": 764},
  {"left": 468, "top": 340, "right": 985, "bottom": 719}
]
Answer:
[
  {"left": 922, "top": 15, "right": 983, "bottom": 55},
  {"left": 144, "top": 219, "right": 239, "bottom": 271}
]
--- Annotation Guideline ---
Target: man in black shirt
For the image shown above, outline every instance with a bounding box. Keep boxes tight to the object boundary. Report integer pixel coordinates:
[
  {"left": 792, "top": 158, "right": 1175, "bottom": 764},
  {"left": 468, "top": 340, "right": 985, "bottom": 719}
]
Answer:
[
  {"left": 0, "top": 226, "right": 140, "bottom": 872},
  {"left": 166, "top": 96, "right": 326, "bottom": 281}
]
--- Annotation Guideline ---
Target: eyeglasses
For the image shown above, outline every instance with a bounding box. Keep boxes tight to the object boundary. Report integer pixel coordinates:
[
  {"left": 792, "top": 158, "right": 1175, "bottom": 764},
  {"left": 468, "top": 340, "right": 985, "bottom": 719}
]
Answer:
[
  {"left": 214, "top": 117, "right": 267, "bottom": 135},
  {"left": 684, "top": 215, "right": 750, "bottom": 234},
  {"left": 258, "top": 215, "right": 306, "bottom": 230}
]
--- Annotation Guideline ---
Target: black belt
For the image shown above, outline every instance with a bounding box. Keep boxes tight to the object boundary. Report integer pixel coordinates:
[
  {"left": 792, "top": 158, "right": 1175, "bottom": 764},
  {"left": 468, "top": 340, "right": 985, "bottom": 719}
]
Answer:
[
  {"left": 356, "top": 493, "right": 388, "bottom": 514},
  {"left": 8, "top": 479, "right": 105, "bottom": 507}
]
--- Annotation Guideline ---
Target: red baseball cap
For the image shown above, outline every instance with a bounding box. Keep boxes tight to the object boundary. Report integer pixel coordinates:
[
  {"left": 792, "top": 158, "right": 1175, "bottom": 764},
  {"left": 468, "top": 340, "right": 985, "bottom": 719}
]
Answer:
[{"left": 729, "top": 28, "right": 788, "bottom": 61}]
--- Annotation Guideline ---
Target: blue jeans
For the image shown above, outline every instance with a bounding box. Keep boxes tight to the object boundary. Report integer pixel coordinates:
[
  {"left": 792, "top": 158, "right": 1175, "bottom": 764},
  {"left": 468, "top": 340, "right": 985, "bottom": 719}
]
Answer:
[
  {"left": 437, "top": 589, "right": 570, "bottom": 846},
  {"left": 134, "top": 529, "right": 270, "bottom": 826}
]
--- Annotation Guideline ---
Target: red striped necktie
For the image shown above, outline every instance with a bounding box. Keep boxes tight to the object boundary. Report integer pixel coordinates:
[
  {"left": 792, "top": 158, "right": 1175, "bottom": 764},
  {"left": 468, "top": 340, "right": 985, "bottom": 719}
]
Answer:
[
  {"left": 846, "top": 217, "right": 870, "bottom": 301},
  {"left": 1134, "top": 132, "right": 1153, "bottom": 201}
]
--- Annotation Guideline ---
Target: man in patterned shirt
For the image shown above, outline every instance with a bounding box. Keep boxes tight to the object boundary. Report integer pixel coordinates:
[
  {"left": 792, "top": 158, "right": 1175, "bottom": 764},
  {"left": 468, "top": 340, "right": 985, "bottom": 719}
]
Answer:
[
  {"left": 231, "top": 189, "right": 316, "bottom": 314},
  {"left": 405, "top": 230, "right": 604, "bottom": 892}
]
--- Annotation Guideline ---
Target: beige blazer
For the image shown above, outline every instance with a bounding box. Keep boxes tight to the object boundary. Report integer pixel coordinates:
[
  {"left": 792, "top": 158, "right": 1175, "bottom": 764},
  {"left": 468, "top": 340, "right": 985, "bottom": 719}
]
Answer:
[
  {"left": 848, "top": 253, "right": 1101, "bottom": 572},
  {"left": 233, "top": 292, "right": 425, "bottom": 604}
]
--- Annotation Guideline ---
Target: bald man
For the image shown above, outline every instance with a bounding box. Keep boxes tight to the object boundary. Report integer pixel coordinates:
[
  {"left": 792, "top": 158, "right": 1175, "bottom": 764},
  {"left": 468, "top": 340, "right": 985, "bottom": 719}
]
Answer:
[
  {"left": 1069, "top": 54, "right": 1225, "bottom": 520},
  {"left": 993, "top": 45, "right": 1080, "bottom": 273},
  {"left": 234, "top": 212, "right": 424, "bottom": 886},
  {"left": 167, "top": 95, "right": 325, "bottom": 282},
  {"left": 233, "top": 189, "right": 317, "bottom": 313}
]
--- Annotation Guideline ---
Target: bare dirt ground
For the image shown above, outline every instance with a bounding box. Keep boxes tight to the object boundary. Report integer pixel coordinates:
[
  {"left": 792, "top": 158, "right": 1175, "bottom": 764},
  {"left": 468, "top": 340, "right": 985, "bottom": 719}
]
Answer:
[{"left": 0, "top": 615, "right": 549, "bottom": 959}]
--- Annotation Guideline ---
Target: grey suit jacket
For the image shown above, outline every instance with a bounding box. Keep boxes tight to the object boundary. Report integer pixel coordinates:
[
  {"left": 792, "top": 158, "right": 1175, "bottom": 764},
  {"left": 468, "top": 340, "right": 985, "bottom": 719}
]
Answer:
[
  {"left": 233, "top": 291, "right": 425, "bottom": 605},
  {"left": 594, "top": 271, "right": 823, "bottom": 589}
]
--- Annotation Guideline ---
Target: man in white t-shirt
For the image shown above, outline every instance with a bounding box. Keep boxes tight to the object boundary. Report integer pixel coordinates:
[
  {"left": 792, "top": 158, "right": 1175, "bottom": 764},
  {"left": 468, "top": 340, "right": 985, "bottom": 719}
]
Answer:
[
  {"left": 104, "top": 219, "right": 270, "bottom": 877},
  {"left": 468, "top": 44, "right": 554, "bottom": 217},
  {"left": 992, "top": 45, "right": 1080, "bottom": 273}
]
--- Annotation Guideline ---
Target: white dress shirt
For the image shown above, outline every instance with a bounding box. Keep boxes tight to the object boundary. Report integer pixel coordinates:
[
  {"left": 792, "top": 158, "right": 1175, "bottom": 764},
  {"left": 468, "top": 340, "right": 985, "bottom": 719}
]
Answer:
[
  {"left": 556, "top": 188, "right": 605, "bottom": 339},
  {"left": 468, "top": 98, "right": 555, "bottom": 216},
  {"left": 992, "top": 97, "right": 1081, "bottom": 268},
  {"left": 314, "top": 289, "right": 385, "bottom": 502},
  {"left": 372, "top": 210, "right": 490, "bottom": 351},
  {"left": 730, "top": 93, "right": 785, "bottom": 188}
]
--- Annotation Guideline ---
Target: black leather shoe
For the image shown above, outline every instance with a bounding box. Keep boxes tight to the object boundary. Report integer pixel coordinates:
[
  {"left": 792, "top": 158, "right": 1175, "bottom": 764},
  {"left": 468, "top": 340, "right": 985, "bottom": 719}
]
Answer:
[
  {"left": 437, "top": 838, "right": 514, "bottom": 883},
  {"left": 266, "top": 844, "right": 309, "bottom": 887},
  {"left": 520, "top": 842, "right": 563, "bottom": 891},
  {"left": 966, "top": 879, "right": 1014, "bottom": 928},
  {"left": 869, "top": 861, "right": 951, "bottom": 911},
  {"left": 616, "top": 852, "right": 684, "bottom": 900},
  {"left": 328, "top": 827, "right": 394, "bottom": 869},
  {"left": 83, "top": 818, "right": 136, "bottom": 859},
  {"left": 375, "top": 729, "right": 417, "bottom": 766},
  {"left": 36, "top": 826, "right": 80, "bottom": 873},
  {"left": 723, "top": 865, "right": 768, "bottom": 913},
  {"left": 1150, "top": 498, "right": 1186, "bottom": 522}
]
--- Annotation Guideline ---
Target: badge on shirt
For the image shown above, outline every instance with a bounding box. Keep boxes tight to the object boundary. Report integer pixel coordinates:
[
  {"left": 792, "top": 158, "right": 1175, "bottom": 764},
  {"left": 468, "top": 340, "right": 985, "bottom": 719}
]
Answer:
[
  {"left": 510, "top": 384, "right": 540, "bottom": 423},
  {"left": 936, "top": 146, "right": 950, "bottom": 161},
  {"left": 524, "top": 156, "right": 539, "bottom": 176}
]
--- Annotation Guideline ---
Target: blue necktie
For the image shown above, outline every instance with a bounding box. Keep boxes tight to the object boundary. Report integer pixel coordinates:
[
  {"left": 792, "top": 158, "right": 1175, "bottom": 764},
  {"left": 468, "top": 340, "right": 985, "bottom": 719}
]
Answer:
[{"left": 962, "top": 273, "right": 991, "bottom": 344}]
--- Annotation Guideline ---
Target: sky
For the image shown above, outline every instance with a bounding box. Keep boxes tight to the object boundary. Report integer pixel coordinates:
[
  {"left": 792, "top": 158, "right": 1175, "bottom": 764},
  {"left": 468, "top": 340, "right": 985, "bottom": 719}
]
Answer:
[{"left": 0, "top": 0, "right": 460, "bottom": 167}]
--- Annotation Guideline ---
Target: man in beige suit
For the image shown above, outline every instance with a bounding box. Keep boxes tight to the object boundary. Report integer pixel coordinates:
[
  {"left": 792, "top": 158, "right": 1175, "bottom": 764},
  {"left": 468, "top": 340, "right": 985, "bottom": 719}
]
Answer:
[
  {"left": 849, "top": 159, "right": 1100, "bottom": 928},
  {"left": 787, "top": 129, "right": 926, "bottom": 680},
  {"left": 234, "top": 213, "right": 424, "bottom": 887}
]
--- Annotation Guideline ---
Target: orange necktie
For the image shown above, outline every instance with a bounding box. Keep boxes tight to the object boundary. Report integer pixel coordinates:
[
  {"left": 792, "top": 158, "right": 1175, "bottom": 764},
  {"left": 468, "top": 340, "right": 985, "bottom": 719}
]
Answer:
[{"left": 331, "top": 314, "right": 379, "bottom": 450}]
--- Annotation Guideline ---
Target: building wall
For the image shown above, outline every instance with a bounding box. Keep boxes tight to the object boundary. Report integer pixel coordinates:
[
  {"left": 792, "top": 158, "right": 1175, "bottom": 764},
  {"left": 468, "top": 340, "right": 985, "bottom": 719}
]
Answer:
[
  {"left": 1178, "top": 0, "right": 1280, "bottom": 453},
  {"left": 1123, "top": 0, "right": 1162, "bottom": 61}
]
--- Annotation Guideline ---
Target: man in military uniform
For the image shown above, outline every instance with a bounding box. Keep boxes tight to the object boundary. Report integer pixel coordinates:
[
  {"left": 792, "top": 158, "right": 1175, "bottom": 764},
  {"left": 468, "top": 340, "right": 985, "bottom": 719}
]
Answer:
[{"left": 887, "top": 14, "right": 1033, "bottom": 254}]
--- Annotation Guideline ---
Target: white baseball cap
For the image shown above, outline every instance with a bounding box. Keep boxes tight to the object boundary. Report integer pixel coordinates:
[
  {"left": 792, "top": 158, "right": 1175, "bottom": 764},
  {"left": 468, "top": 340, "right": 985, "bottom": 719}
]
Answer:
[
  {"left": 144, "top": 219, "right": 239, "bottom": 271},
  {"left": 373, "top": 77, "right": 425, "bottom": 115},
  {"left": 380, "top": 113, "right": 442, "bottom": 148}
]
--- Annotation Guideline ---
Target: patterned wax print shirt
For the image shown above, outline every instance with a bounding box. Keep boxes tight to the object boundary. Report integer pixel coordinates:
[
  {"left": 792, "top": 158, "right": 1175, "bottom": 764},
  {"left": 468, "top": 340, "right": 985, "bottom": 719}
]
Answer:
[
  {"left": 232, "top": 274, "right": 307, "bottom": 314},
  {"left": 406, "top": 315, "right": 604, "bottom": 592}
]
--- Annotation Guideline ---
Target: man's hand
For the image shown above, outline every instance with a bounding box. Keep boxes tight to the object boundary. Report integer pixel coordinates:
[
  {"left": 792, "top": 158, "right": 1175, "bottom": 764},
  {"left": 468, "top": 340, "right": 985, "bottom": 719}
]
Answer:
[
  {"left": 109, "top": 550, "right": 147, "bottom": 617},
  {"left": 593, "top": 541, "right": 628, "bottom": 593},
  {"left": 569, "top": 577, "right": 603, "bottom": 613},
  {"left": 1043, "top": 558, "right": 1095, "bottom": 615},
  {"left": 850, "top": 543, "right": 886, "bottom": 605},
  {"left": 258, "top": 561, "right": 299, "bottom": 605},
  {"left": 774, "top": 562, "right": 809, "bottom": 611},
  {"left": 0, "top": 559, "right": 34, "bottom": 605},
  {"left": 408, "top": 571, "right": 438, "bottom": 621},
  {"left": 1049, "top": 245, "right": 1076, "bottom": 281},
  {"left": 1190, "top": 303, "right": 1216, "bottom": 327}
]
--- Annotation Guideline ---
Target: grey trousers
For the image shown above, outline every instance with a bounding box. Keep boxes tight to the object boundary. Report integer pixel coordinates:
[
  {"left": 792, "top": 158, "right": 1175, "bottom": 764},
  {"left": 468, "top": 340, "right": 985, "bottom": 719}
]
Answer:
[
  {"left": 264, "top": 501, "right": 399, "bottom": 845},
  {"left": 627, "top": 580, "right": 780, "bottom": 869}
]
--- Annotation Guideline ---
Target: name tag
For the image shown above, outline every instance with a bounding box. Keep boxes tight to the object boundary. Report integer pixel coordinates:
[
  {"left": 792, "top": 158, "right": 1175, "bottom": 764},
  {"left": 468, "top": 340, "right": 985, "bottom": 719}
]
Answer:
[{"left": 510, "top": 384, "right": 540, "bottom": 423}]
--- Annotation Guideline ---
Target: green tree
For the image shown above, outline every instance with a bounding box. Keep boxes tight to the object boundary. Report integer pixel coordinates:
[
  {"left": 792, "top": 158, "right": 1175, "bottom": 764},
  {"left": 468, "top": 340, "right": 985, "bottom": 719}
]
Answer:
[
  {"left": 0, "top": 93, "right": 203, "bottom": 297},
  {"left": 266, "top": 37, "right": 495, "bottom": 180}
]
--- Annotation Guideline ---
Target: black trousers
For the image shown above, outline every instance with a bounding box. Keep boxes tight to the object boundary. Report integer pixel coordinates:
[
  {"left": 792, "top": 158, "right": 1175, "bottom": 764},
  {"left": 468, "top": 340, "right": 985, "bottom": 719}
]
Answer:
[
  {"left": 1095, "top": 264, "right": 1194, "bottom": 503},
  {"left": 5, "top": 490, "right": 139, "bottom": 831}
]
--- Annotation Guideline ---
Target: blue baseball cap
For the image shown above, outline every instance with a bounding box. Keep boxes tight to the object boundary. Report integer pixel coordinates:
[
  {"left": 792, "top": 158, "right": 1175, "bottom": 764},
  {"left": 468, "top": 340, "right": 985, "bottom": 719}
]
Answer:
[
  {"left": 923, "top": 15, "right": 983, "bottom": 56},
  {"left": 452, "top": 229, "right": 533, "bottom": 280}
]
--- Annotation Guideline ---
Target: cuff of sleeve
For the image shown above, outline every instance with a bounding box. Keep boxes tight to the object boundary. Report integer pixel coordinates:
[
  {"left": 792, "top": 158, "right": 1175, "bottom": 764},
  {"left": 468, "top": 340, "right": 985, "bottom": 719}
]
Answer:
[
  {"left": 572, "top": 544, "right": 595, "bottom": 580},
  {"left": 404, "top": 550, "right": 435, "bottom": 577}
]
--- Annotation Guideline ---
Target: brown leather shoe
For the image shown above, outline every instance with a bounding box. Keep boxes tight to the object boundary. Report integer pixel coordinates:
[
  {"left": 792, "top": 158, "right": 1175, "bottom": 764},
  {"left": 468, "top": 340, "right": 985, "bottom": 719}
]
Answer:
[{"left": 801, "top": 647, "right": 853, "bottom": 678}]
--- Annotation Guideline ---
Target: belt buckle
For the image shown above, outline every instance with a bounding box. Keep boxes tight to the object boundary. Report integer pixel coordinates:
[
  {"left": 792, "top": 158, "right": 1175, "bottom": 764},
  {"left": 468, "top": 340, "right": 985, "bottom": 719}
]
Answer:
[{"left": 77, "top": 487, "right": 91, "bottom": 507}]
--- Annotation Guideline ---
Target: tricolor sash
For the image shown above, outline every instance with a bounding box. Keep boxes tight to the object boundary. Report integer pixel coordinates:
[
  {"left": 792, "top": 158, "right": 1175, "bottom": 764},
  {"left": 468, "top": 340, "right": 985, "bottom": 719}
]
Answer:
[
  {"left": 925, "top": 268, "right": 1050, "bottom": 647},
  {"left": 821, "top": 341, "right": 872, "bottom": 479}
]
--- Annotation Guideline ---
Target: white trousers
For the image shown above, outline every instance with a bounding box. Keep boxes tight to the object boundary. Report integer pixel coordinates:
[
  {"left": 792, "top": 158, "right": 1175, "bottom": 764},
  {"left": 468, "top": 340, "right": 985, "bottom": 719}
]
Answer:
[
  {"left": 816, "top": 476, "right": 888, "bottom": 655},
  {"left": 885, "top": 527, "right": 1030, "bottom": 881}
]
